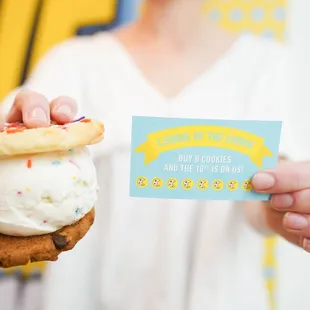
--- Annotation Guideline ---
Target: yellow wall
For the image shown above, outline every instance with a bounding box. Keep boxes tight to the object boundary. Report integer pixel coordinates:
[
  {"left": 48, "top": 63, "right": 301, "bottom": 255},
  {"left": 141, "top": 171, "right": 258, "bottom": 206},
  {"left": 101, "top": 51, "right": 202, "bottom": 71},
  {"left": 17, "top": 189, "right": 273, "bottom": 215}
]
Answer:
[
  {"left": 0, "top": 0, "right": 117, "bottom": 101},
  {"left": 0, "top": 0, "right": 286, "bottom": 101},
  {"left": 204, "top": 0, "right": 286, "bottom": 40}
]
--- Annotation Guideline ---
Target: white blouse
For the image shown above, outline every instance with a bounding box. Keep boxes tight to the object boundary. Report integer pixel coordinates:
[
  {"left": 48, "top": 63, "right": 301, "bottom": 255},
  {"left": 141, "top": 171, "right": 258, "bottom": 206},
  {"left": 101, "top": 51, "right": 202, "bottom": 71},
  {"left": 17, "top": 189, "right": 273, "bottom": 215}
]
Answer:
[{"left": 2, "top": 32, "right": 310, "bottom": 310}]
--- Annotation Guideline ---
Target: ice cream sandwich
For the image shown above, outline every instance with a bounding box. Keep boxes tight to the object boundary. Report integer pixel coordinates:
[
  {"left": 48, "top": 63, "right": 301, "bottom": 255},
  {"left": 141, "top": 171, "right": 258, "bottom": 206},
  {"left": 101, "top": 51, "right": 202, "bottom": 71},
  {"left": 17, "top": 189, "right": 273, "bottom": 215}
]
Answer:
[{"left": 0, "top": 117, "right": 104, "bottom": 268}]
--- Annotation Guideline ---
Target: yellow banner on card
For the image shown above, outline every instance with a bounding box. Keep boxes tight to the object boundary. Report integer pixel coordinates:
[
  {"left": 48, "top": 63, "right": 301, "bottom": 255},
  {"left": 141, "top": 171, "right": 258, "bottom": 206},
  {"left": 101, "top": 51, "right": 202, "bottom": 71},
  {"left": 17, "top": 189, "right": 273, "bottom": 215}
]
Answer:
[{"left": 135, "top": 125, "right": 273, "bottom": 167}]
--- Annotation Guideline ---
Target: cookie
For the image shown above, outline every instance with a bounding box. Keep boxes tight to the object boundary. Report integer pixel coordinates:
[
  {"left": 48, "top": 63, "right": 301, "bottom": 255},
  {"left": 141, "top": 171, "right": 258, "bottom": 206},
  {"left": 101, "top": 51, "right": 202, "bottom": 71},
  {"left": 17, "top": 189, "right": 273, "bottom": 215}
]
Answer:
[
  {"left": 0, "top": 117, "right": 104, "bottom": 157},
  {"left": 0, "top": 208, "right": 95, "bottom": 268}
]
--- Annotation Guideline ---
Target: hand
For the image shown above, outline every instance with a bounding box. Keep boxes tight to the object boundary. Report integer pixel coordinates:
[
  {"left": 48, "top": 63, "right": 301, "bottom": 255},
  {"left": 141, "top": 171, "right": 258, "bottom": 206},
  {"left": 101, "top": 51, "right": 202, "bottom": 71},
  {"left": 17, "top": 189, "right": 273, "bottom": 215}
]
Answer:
[
  {"left": 252, "top": 161, "right": 310, "bottom": 252},
  {"left": 1, "top": 89, "right": 77, "bottom": 128}
]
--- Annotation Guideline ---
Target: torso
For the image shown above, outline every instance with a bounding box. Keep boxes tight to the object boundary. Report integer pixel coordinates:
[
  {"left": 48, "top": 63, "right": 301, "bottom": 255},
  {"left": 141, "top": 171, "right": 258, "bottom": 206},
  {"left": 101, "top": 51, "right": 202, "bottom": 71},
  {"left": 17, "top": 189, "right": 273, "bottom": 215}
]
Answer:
[
  {"left": 75, "top": 32, "right": 289, "bottom": 310},
  {"left": 21, "top": 30, "right": 297, "bottom": 310}
]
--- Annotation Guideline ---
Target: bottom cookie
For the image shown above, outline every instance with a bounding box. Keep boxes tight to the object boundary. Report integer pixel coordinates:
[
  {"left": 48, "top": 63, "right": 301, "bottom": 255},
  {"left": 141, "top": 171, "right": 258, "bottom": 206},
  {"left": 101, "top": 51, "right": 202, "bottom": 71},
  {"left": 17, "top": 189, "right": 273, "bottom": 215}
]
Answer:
[{"left": 0, "top": 208, "right": 95, "bottom": 268}]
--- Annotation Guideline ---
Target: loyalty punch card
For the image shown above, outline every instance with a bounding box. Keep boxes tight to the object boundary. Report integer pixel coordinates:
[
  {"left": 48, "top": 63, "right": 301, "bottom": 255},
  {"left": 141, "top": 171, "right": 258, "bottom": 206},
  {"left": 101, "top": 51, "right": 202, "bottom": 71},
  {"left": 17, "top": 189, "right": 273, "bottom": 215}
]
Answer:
[{"left": 130, "top": 116, "right": 282, "bottom": 201}]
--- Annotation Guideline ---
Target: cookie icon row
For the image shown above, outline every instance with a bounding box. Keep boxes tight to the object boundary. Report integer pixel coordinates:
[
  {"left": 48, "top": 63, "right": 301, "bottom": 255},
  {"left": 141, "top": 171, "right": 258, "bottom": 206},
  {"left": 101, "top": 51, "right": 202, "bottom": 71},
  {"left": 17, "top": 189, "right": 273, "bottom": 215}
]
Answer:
[{"left": 136, "top": 177, "right": 253, "bottom": 192}]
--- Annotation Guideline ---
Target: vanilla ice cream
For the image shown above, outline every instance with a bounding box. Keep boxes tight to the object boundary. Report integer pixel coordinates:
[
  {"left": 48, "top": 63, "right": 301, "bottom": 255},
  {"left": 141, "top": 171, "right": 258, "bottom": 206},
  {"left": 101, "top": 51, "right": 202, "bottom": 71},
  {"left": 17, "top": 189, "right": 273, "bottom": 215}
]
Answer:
[{"left": 0, "top": 147, "right": 98, "bottom": 236}]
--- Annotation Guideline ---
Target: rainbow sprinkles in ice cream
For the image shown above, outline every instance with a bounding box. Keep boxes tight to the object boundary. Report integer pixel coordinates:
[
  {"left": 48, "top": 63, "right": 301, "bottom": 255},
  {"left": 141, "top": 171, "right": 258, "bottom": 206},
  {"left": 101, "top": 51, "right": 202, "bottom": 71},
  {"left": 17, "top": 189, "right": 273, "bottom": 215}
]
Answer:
[{"left": 0, "top": 117, "right": 104, "bottom": 268}]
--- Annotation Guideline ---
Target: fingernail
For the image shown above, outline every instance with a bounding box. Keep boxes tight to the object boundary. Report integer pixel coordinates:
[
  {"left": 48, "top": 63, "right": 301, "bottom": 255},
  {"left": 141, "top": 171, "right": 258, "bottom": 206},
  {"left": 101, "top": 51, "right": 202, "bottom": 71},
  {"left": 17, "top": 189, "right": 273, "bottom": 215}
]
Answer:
[
  {"left": 272, "top": 194, "right": 294, "bottom": 209},
  {"left": 303, "top": 238, "right": 310, "bottom": 252},
  {"left": 55, "top": 105, "right": 72, "bottom": 117},
  {"left": 252, "top": 173, "right": 275, "bottom": 191},
  {"left": 285, "top": 213, "right": 308, "bottom": 230},
  {"left": 29, "top": 107, "right": 47, "bottom": 121}
]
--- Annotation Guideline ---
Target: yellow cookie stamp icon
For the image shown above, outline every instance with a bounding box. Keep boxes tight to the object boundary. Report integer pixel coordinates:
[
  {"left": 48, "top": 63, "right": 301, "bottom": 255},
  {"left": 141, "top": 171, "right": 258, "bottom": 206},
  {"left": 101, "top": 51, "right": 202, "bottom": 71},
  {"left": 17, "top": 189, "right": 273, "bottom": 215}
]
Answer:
[
  {"left": 182, "top": 178, "right": 194, "bottom": 190},
  {"left": 227, "top": 180, "right": 238, "bottom": 191},
  {"left": 212, "top": 179, "right": 224, "bottom": 191},
  {"left": 152, "top": 177, "right": 163, "bottom": 189},
  {"left": 136, "top": 176, "right": 148, "bottom": 188},
  {"left": 197, "top": 179, "right": 208, "bottom": 190},
  {"left": 242, "top": 180, "right": 252, "bottom": 192},
  {"left": 167, "top": 178, "right": 178, "bottom": 189}
]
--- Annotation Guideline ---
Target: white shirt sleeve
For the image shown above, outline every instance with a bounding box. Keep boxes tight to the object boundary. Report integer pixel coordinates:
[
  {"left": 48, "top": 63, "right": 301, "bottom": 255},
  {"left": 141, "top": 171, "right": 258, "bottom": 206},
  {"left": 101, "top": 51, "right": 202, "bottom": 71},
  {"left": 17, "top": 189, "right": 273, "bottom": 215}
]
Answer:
[{"left": 0, "top": 39, "right": 86, "bottom": 117}]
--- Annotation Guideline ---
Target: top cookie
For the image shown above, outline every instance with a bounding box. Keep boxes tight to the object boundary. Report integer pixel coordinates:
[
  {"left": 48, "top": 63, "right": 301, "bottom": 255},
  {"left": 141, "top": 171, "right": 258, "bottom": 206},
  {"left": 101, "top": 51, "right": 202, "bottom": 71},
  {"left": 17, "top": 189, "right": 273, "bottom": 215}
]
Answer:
[{"left": 0, "top": 117, "right": 104, "bottom": 157}]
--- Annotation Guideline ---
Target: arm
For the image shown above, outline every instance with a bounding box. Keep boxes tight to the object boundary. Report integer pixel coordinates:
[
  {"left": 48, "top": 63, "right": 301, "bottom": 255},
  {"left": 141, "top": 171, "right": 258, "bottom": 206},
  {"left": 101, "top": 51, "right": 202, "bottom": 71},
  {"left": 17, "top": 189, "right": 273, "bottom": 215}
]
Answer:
[{"left": 0, "top": 40, "right": 98, "bottom": 310}]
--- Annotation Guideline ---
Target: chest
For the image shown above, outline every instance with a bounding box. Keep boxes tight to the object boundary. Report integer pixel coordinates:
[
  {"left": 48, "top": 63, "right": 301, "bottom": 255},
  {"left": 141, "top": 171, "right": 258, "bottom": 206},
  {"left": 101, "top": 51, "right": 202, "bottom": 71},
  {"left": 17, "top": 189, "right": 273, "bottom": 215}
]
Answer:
[{"left": 89, "top": 81, "right": 261, "bottom": 156}]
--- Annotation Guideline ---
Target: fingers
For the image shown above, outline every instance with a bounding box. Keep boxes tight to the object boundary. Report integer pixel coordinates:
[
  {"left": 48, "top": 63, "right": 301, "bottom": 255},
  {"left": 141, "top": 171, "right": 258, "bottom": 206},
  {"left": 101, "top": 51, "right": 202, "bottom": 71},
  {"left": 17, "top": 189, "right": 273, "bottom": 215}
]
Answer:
[
  {"left": 252, "top": 161, "right": 310, "bottom": 194},
  {"left": 252, "top": 160, "right": 310, "bottom": 253},
  {"left": 270, "top": 190, "right": 310, "bottom": 250},
  {"left": 268, "top": 185, "right": 310, "bottom": 253},
  {"left": 7, "top": 90, "right": 50, "bottom": 128},
  {"left": 282, "top": 212, "right": 310, "bottom": 252},
  {"left": 283, "top": 212, "right": 310, "bottom": 237},
  {"left": 265, "top": 207, "right": 301, "bottom": 246},
  {"left": 50, "top": 96, "right": 77, "bottom": 124},
  {"left": 271, "top": 189, "right": 310, "bottom": 213},
  {"left": 300, "top": 237, "right": 310, "bottom": 253},
  {"left": 6, "top": 90, "right": 77, "bottom": 128}
]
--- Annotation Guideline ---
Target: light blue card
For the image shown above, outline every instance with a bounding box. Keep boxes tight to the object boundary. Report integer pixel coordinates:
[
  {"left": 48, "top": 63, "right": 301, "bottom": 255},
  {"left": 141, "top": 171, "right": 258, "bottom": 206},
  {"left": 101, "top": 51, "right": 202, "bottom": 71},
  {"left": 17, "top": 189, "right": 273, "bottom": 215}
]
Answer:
[{"left": 130, "top": 116, "right": 282, "bottom": 201}]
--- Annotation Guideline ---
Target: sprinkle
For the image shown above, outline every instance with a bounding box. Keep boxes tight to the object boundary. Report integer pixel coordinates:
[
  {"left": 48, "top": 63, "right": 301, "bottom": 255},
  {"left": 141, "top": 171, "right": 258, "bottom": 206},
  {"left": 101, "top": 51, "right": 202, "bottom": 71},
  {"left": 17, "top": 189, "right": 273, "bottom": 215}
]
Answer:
[
  {"left": 81, "top": 118, "right": 91, "bottom": 123},
  {"left": 17, "top": 191, "right": 22, "bottom": 196},
  {"left": 26, "top": 188, "right": 31, "bottom": 192},
  {"left": 72, "top": 176, "right": 77, "bottom": 181},
  {"left": 75, "top": 208, "right": 82, "bottom": 215},
  {"left": 52, "top": 160, "right": 61, "bottom": 165},
  {"left": 42, "top": 196, "right": 53, "bottom": 203},
  {"left": 69, "top": 160, "right": 80, "bottom": 170},
  {"left": 70, "top": 116, "right": 85, "bottom": 123},
  {"left": 2, "top": 123, "right": 25, "bottom": 133},
  {"left": 81, "top": 181, "right": 88, "bottom": 186},
  {"left": 6, "top": 128, "right": 25, "bottom": 134},
  {"left": 5, "top": 122, "right": 22, "bottom": 127},
  {"left": 27, "top": 160, "right": 32, "bottom": 168},
  {"left": 43, "top": 220, "right": 48, "bottom": 224}
]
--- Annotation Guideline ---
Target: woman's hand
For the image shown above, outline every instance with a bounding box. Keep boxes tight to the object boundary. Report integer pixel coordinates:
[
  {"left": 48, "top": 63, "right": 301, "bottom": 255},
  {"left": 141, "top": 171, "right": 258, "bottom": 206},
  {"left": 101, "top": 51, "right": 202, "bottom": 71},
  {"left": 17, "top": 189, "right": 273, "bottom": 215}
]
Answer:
[
  {"left": 251, "top": 161, "right": 310, "bottom": 252},
  {"left": 1, "top": 89, "right": 77, "bottom": 128}
]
